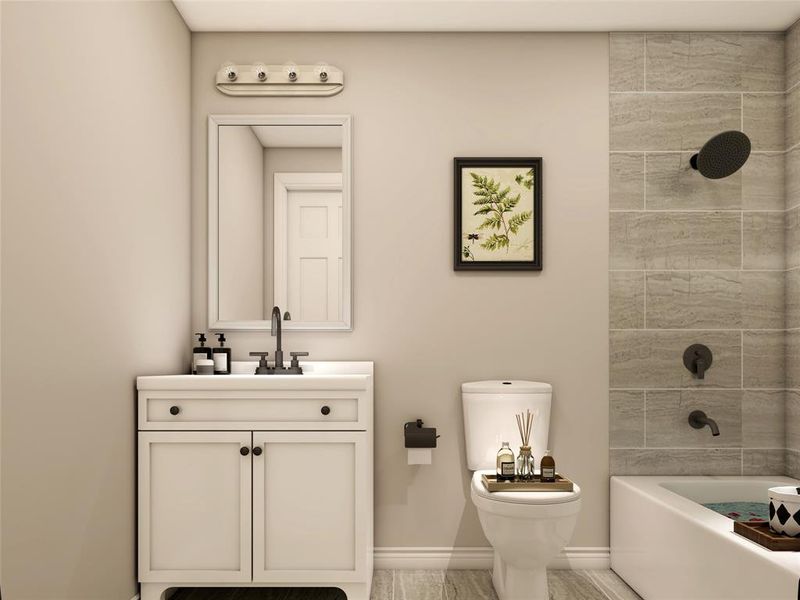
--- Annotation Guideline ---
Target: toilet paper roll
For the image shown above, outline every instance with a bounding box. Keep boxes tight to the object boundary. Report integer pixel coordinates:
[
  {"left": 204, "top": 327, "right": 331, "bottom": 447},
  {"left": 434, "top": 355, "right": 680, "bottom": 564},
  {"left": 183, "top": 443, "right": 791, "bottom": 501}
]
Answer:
[{"left": 408, "top": 448, "right": 432, "bottom": 465}]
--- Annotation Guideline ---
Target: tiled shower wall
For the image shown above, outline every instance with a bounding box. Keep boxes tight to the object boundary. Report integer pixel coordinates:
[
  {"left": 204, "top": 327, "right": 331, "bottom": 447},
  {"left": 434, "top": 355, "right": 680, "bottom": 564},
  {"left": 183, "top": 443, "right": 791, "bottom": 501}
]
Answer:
[
  {"left": 609, "top": 31, "right": 790, "bottom": 475},
  {"left": 785, "top": 21, "right": 800, "bottom": 477}
]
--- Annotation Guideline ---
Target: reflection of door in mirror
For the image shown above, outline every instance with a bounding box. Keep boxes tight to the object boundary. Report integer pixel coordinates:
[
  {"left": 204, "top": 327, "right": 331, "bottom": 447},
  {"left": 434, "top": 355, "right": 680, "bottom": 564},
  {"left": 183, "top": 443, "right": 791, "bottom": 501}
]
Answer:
[
  {"left": 274, "top": 173, "right": 343, "bottom": 325},
  {"left": 211, "top": 116, "right": 350, "bottom": 331}
]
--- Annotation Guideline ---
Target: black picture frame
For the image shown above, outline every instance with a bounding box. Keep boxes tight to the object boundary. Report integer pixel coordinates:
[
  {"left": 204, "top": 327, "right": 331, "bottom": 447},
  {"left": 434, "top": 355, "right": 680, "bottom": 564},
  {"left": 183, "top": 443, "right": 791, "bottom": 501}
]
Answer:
[{"left": 454, "top": 157, "right": 542, "bottom": 271}]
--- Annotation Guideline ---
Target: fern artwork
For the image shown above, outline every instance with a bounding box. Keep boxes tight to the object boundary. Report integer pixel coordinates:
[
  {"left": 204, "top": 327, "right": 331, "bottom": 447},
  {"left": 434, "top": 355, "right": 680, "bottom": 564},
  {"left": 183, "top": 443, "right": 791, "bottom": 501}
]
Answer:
[{"left": 454, "top": 158, "right": 542, "bottom": 271}]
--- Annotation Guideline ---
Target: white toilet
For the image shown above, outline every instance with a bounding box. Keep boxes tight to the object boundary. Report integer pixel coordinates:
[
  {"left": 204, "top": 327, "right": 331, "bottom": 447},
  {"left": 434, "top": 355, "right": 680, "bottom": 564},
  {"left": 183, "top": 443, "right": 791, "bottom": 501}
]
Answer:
[{"left": 463, "top": 380, "right": 582, "bottom": 600}]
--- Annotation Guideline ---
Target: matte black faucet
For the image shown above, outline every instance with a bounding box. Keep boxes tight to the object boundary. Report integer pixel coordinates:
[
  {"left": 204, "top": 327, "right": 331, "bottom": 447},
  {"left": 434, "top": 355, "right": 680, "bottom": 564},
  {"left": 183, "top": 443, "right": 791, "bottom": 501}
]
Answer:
[
  {"left": 271, "top": 306, "right": 291, "bottom": 370},
  {"left": 688, "top": 410, "right": 720, "bottom": 436}
]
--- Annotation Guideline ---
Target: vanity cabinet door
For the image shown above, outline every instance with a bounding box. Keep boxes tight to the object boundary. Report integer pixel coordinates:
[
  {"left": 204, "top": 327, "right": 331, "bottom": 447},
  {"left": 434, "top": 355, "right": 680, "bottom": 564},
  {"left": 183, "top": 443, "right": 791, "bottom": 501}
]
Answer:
[
  {"left": 252, "top": 431, "right": 368, "bottom": 582},
  {"left": 138, "top": 431, "right": 252, "bottom": 582}
]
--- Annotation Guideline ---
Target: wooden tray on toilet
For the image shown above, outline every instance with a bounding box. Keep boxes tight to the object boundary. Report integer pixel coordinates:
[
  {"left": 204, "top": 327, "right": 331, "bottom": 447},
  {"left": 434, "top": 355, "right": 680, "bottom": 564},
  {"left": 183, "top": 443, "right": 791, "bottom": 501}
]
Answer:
[
  {"left": 482, "top": 473, "right": 574, "bottom": 492},
  {"left": 734, "top": 521, "right": 800, "bottom": 551}
]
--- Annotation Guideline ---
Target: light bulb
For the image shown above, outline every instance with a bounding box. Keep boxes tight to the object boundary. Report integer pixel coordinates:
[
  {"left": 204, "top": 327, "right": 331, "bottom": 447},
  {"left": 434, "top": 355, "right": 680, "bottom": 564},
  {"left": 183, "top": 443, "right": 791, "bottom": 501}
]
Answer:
[
  {"left": 253, "top": 64, "right": 268, "bottom": 82},
  {"left": 221, "top": 62, "right": 238, "bottom": 82},
  {"left": 285, "top": 63, "right": 298, "bottom": 82},
  {"left": 315, "top": 64, "right": 329, "bottom": 82}
]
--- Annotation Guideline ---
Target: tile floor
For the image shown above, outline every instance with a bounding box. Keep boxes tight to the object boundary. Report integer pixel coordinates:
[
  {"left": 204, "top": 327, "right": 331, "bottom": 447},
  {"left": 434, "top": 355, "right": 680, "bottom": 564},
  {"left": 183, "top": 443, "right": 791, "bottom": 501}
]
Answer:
[{"left": 169, "top": 569, "right": 641, "bottom": 600}]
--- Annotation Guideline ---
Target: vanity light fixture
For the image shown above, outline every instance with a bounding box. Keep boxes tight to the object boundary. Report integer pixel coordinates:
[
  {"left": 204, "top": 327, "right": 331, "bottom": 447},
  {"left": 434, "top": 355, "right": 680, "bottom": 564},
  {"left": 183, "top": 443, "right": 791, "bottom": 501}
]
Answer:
[{"left": 215, "top": 62, "right": 344, "bottom": 96}]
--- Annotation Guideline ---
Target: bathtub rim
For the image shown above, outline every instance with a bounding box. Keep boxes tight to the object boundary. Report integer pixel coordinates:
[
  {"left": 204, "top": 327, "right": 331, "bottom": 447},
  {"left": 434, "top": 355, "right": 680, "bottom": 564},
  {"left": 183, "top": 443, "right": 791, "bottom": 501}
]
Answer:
[{"left": 611, "top": 475, "right": 800, "bottom": 577}]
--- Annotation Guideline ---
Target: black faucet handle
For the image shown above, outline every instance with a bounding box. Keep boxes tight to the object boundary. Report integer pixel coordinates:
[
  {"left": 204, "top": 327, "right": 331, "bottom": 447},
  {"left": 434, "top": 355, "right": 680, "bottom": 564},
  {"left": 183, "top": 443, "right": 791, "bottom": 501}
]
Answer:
[
  {"left": 249, "top": 352, "right": 271, "bottom": 375},
  {"left": 290, "top": 351, "right": 309, "bottom": 367}
]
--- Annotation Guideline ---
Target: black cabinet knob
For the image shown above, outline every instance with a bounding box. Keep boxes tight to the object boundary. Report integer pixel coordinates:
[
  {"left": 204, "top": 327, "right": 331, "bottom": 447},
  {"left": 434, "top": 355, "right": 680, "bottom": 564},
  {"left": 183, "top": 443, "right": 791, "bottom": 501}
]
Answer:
[
  {"left": 321, "top": 405, "right": 331, "bottom": 416},
  {"left": 169, "top": 406, "right": 180, "bottom": 415},
  {"left": 252, "top": 446, "right": 263, "bottom": 456},
  {"left": 240, "top": 447, "right": 250, "bottom": 456}
]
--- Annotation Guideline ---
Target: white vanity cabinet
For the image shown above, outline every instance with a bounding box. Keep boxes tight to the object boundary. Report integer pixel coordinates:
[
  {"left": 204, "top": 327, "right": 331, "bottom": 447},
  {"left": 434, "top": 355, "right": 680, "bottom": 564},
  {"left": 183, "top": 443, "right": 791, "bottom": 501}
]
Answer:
[{"left": 137, "top": 363, "right": 373, "bottom": 600}]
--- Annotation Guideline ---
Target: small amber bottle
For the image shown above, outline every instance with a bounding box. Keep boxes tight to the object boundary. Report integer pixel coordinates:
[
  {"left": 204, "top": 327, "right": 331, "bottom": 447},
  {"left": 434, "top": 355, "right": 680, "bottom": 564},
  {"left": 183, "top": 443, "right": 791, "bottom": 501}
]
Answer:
[{"left": 540, "top": 450, "right": 556, "bottom": 482}]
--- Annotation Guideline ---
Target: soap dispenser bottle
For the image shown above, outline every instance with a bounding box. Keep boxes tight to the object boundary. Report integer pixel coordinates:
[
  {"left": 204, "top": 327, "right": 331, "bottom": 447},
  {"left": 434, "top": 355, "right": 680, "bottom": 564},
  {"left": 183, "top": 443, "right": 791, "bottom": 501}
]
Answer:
[
  {"left": 192, "top": 333, "right": 212, "bottom": 374},
  {"left": 213, "top": 333, "right": 231, "bottom": 375}
]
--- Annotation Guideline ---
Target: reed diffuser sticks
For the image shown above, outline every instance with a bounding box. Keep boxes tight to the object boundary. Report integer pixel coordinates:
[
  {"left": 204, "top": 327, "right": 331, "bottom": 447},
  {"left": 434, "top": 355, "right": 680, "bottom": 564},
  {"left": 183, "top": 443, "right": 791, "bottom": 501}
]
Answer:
[
  {"left": 516, "top": 409, "right": 533, "bottom": 447},
  {"left": 515, "top": 409, "right": 534, "bottom": 479}
]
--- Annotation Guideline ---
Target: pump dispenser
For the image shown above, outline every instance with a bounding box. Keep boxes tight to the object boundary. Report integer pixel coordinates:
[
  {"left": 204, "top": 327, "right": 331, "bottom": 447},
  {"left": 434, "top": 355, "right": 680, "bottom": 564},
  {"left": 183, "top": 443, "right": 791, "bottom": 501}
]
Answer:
[
  {"left": 213, "top": 333, "right": 231, "bottom": 375},
  {"left": 192, "top": 333, "right": 212, "bottom": 374}
]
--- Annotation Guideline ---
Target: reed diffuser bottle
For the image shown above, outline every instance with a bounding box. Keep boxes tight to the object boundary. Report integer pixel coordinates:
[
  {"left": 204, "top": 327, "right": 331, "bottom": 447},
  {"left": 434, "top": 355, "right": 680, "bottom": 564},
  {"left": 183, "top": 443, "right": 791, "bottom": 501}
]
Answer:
[{"left": 515, "top": 409, "right": 535, "bottom": 480}]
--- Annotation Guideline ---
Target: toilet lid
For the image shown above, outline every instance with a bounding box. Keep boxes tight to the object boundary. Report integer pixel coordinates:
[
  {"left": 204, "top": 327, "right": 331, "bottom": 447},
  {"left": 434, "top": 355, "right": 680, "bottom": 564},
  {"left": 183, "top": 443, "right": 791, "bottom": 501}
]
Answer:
[{"left": 471, "top": 471, "right": 581, "bottom": 505}]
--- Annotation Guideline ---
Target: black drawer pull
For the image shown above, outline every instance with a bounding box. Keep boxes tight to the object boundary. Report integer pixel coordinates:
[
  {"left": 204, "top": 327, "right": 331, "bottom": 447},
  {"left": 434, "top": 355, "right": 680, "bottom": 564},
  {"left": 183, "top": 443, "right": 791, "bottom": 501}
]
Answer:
[
  {"left": 169, "top": 406, "right": 180, "bottom": 416},
  {"left": 240, "top": 447, "right": 250, "bottom": 456},
  {"left": 252, "top": 446, "right": 263, "bottom": 456},
  {"left": 321, "top": 405, "right": 331, "bottom": 416}
]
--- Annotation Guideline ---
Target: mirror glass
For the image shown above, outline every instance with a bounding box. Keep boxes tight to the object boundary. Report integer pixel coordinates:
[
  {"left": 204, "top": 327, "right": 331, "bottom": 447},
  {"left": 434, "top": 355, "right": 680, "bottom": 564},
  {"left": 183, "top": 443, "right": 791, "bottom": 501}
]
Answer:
[{"left": 209, "top": 116, "right": 351, "bottom": 330}]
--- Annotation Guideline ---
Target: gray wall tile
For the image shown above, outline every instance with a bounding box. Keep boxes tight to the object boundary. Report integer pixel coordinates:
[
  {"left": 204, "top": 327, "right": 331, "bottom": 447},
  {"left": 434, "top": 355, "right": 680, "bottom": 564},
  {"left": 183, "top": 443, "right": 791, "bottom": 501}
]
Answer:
[
  {"left": 787, "top": 449, "right": 800, "bottom": 479},
  {"left": 788, "top": 20, "right": 800, "bottom": 92},
  {"left": 788, "top": 85, "right": 800, "bottom": 150},
  {"left": 742, "top": 449, "right": 785, "bottom": 475},
  {"left": 610, "top": 153, "right": 644, "bottom": 209},
  {"left": 741, "top": 270, "right": 784, "bottom": 330},
  {"left": 786, "top": 390, "right": 800, "bottom": 451},
  {"left": 610, "top": 448, "right": 742, "bottom": 475},
  {"left": 610, "top": 330, "right": 741, "bottom": 388},
  {"left": 610, "top": 93, "right": 740, "bottom": 151},
  {"left": 610, "top": 271, "right": 644, "bottom": 329},
  {"left": 742, "top": 390, "right": 785, "bottom": 447},
  {"left": 645, "top": 153, "right": 741, "bottom": 210},
  {"left": 610, "top": 390, "right": 645, "bottom": 448},
  {"left": 787, "top": 269, "right": 800, "bottom": 329},
  {"left": 743, "top": 330, "right": 785, "bottom": 388},
  {"left": 743, "top": 212, "right": 784, "bottom": 270},
  {"left": 610, "top": 212, "right": 741, "bottom": 270},
  {"left": 786, "top": 330, "right": 800, "bottom": 389},
  {"left": 742, "top": 152, "right": 784, "bottom": 211},
  {"left": 645, "top": 271, "right": 741, "bottom": 329},
  {"left": 743, "top": 94, "right": 785, "bottom": 152},
  {"left": 787, "top": 146, "right": 800, "bottom": 210},
  {"left": 645, "top": 389, "right": 742, "bottom": 448},
  {"left": 786, "top": 206, "right": 800, "bottom": 268},
  {"left": 645, "top": 33, "right": 783, "bottom": 92},
  {"left": 610, "top": 34, "right": 645, "bottom": 92},
  {"left": 740, "top": 33, "right": 785, "bottom": 92}
]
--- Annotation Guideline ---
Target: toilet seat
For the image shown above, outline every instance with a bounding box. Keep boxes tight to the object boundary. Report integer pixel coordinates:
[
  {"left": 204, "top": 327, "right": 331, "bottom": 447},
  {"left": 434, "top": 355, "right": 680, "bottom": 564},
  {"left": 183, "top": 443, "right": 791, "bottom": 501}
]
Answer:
[{"left": 471, "top": 470, "right": 581, "bottom": 506}]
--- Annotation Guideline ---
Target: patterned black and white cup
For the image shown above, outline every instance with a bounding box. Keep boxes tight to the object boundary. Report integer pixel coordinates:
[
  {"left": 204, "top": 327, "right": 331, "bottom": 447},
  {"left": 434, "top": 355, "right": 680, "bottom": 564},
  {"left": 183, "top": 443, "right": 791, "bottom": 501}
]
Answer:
[{"left": 768, "top": 486, "right": 800, "bottom": 536}]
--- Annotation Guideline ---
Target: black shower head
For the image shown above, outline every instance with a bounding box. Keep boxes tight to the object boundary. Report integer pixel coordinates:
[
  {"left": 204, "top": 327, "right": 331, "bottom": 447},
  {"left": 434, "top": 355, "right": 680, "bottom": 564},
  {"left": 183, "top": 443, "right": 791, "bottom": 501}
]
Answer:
[{"left": 690, "top": 131, "right": 751, "bottom": 179}]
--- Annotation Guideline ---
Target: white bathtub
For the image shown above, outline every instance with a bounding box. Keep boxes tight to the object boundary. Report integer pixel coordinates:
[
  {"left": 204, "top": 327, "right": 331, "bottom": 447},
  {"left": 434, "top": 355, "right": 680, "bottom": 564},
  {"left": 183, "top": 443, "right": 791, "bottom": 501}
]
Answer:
[{"left": 611, "top": 476, "right": 800, "bottom": 600}]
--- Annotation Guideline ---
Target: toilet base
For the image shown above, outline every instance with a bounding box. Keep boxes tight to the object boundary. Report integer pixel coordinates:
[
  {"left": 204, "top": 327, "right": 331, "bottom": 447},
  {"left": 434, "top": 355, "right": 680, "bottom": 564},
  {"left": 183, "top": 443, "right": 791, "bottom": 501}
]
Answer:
[{"left": 491, "top": 550, "right": 549, "bottom": 600}]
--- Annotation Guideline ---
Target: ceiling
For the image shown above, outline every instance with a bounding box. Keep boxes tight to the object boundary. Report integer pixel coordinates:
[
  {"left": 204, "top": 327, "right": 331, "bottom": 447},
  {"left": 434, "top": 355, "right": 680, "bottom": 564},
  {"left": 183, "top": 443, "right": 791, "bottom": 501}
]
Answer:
[{"left": 174, "top": 0, "right": 800, "bottom": 32}]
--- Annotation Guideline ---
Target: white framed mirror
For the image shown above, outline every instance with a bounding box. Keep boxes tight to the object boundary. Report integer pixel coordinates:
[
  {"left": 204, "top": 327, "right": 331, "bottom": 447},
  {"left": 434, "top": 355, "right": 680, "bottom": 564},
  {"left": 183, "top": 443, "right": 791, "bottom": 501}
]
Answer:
[{"left": 208, "top": 114, "right": 352, "bottom": 331}]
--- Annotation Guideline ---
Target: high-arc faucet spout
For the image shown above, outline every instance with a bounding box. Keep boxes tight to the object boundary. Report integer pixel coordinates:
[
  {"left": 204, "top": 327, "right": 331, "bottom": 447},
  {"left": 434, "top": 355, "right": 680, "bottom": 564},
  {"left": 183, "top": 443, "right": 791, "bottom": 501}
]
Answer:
[
  {"left": 271, "top": 306, "right": 291, "bottom": 369},
  {"left": 688, "top": 410, "right": 720, "bottom": 436}
]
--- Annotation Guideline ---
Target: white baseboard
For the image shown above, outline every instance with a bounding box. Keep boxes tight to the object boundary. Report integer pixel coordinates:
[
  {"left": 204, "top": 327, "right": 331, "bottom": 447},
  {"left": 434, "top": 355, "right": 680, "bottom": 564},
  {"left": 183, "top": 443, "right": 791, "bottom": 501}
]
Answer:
[{"left": 373, "top": 546, "right": 610, "bottom": 570}]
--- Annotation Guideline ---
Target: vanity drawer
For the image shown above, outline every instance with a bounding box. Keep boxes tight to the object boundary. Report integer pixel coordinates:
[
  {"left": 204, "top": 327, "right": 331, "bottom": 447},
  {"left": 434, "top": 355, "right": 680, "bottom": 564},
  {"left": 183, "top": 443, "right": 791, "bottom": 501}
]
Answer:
[{"left": 139, "top": 393, "right": 364, "bottom": 431}]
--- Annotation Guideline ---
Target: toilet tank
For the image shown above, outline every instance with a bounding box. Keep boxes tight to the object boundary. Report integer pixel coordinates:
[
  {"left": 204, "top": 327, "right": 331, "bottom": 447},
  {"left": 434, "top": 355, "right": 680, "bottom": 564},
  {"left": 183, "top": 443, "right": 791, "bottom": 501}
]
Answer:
[{"left": 462, "top": 380, "right": 552, "bottom": 471}]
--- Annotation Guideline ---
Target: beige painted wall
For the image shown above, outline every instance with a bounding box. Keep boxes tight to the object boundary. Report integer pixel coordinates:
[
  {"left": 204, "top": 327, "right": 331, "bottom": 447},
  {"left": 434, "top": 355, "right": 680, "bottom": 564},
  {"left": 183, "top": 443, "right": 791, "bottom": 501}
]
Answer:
[
  {"left": 1, "top": 2, "right": 191, "bottom": 598},
  {"left": 193, "top": 32, "right": 609, "bottom": 548}
]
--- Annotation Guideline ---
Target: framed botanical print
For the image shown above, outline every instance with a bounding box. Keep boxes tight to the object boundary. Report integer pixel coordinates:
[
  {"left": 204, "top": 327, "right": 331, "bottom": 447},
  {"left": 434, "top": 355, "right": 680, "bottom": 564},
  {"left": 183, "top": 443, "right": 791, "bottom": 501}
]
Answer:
[{"left": 454, "top": 157, "right": 542, "bottom": 271}]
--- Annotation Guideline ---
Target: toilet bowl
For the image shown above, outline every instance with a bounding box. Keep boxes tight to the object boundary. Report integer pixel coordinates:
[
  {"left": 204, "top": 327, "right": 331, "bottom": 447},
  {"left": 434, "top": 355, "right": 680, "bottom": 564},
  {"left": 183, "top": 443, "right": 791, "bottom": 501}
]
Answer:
[
  {"left": 462, "top": 380, "right": 582, "bottom": 600},
  {"left": 471, "top": 471, "right": 581, "bottom": 600}
]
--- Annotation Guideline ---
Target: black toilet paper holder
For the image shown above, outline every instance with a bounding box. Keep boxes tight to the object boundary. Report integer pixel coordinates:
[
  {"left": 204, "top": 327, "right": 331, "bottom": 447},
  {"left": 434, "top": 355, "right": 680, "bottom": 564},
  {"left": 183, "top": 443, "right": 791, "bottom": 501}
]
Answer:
[{"left": 404, "top": 419, "right": 439, "bottom": 448}]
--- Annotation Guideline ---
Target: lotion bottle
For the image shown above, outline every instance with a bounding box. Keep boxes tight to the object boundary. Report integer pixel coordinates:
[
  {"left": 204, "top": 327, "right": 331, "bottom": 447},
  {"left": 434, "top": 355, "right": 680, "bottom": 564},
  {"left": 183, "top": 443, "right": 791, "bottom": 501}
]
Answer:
[
  {"left": 540, "top": 450, "right": 556, "bottom": 482},
  {"left": 213, "top": 333, "right": 231, "bottom": 375},
  {"left": 192, "top": 333, "right": 212, "bottom": 374}
]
